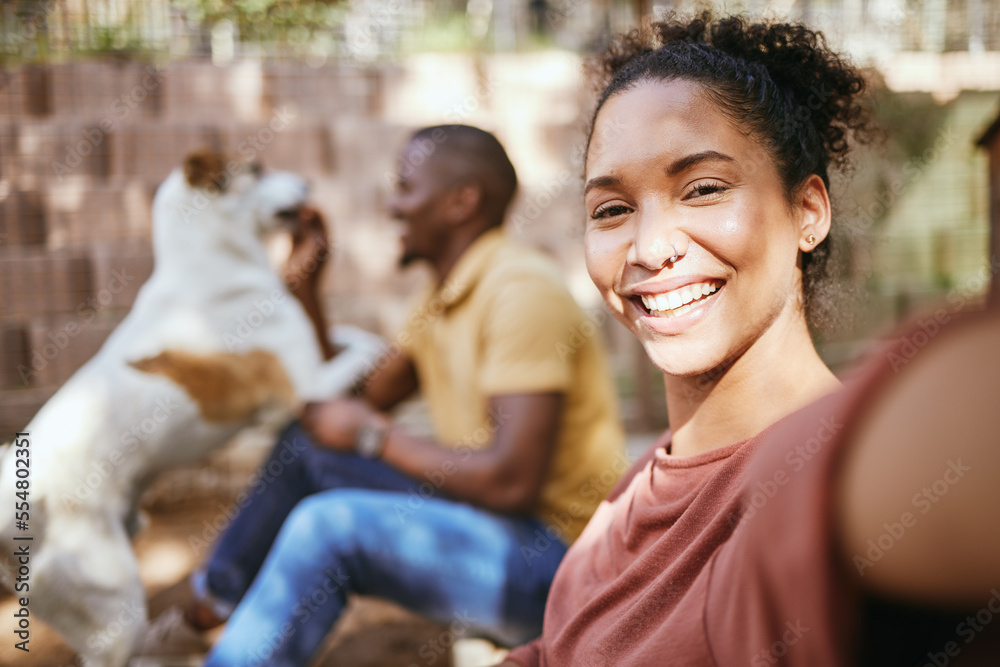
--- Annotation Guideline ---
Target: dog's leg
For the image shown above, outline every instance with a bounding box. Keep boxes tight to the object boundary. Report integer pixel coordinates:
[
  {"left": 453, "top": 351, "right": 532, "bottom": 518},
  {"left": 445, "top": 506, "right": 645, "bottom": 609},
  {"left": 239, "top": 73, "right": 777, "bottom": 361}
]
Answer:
[
  {"left": 306, "top": 324, "right": 387, "bottom": 399},
  {"left": 33, "top": 513, "right": 147, "bottom": 667}
]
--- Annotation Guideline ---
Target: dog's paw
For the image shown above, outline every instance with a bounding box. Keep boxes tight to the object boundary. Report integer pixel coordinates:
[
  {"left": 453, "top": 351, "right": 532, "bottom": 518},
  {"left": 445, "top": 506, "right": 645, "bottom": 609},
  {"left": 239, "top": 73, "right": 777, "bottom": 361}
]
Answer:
[
  {"left": 302, "top": 325, "right": 387, "bottom": 399},
  {"left": 330, "top": 324, "right": 386, "bottom": 358}
]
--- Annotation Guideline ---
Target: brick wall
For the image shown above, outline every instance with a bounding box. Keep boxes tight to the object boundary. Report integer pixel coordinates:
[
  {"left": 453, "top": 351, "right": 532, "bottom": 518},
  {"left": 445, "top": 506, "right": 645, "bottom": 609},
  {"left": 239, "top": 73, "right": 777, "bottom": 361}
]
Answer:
[{"left": 0, "top": 58, "right": 399, "bottom": 440}]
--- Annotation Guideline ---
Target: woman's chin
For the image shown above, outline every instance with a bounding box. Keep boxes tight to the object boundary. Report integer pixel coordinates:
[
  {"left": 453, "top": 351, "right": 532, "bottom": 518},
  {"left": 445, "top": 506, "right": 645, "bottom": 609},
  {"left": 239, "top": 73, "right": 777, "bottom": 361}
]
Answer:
[{"left": 641, "top": 339, "right": 731, "bottom": 380}]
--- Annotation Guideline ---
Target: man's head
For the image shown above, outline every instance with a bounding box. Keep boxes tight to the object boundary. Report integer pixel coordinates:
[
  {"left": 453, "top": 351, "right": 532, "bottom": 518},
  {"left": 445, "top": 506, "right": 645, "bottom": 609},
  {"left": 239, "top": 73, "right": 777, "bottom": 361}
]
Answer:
[{"left": 388, "top": 125, "right": 518, "bottom": 268}]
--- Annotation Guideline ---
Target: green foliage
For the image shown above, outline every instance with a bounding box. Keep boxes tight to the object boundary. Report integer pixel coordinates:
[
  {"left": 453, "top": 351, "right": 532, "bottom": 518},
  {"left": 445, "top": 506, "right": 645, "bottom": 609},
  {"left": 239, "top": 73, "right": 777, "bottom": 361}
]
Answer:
[
  {"left": 0, "top": 0, "right": 350, "bottom": 62},
  {"left": 176, "top": 0, "right": 346, "bottom": 44},
  {"left": 400, "top": 10, "right": 477, "bottom": 53}
]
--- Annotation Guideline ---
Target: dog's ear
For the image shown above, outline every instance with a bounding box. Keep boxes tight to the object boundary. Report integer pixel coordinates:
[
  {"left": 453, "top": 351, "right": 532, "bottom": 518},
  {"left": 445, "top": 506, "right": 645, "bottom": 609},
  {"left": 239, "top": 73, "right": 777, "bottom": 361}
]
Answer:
[{"left": 183, "top": 150, "right": 229, "bottom": 193}]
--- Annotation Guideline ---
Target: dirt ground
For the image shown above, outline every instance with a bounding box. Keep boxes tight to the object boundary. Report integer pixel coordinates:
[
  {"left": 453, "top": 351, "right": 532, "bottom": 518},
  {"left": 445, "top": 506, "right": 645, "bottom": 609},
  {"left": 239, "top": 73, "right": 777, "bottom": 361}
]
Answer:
[{"left": 0, "top": 502, "right": 455, "bottom": 667}]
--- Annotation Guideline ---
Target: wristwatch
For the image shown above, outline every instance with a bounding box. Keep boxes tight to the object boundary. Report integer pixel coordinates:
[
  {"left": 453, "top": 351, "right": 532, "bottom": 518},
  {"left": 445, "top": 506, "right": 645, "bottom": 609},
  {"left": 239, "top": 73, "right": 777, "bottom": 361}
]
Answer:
[{"left": 355, "top": 421, "right": 389, "bottom": 459}]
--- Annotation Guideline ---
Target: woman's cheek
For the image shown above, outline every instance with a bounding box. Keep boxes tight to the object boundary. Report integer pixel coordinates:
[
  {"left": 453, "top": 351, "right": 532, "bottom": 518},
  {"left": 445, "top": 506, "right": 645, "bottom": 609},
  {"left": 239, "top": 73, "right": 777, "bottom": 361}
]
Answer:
[
  {"left": 584, "top": 228, "right": 627, "bottom": 305},
  {"left": 708, "top": 209, "right": 750, "bottom": 250}
]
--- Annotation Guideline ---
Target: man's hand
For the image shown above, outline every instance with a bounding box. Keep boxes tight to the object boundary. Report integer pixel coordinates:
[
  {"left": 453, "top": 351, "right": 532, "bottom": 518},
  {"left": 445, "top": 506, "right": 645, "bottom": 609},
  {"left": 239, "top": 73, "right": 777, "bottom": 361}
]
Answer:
[
  {"left": 283, "top": 205, "right": 331, "bottom": 291},
  {"left": 301, "top": 398, "right": 383, "bottom": 451},
  {"left": 283, "top": 206, "right": 336, "bottom": 359}
]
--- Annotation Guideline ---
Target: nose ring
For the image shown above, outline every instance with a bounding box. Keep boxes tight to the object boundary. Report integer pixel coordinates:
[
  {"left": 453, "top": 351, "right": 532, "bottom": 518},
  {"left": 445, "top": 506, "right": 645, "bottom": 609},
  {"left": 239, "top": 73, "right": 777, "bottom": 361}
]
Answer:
[{"left": 669, "top": 243, "right": 679, "bottom": 263}]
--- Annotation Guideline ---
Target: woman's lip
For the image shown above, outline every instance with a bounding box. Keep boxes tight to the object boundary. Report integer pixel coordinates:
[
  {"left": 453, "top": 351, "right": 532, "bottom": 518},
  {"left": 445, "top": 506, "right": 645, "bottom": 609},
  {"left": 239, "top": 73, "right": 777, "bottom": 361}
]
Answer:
[
  {"left": 629, "top": 285, "right": 723, "bottom": 334},
  {"left": 624, "top": 274, "right": 722, "bottom": 298}
]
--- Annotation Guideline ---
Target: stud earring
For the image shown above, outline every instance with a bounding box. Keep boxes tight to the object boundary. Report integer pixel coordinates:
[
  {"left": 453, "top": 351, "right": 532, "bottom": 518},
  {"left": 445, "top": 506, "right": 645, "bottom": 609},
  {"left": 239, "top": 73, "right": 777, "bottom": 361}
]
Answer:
[{"left": 806, "top": 234, "right": 816, "bottom": 245}]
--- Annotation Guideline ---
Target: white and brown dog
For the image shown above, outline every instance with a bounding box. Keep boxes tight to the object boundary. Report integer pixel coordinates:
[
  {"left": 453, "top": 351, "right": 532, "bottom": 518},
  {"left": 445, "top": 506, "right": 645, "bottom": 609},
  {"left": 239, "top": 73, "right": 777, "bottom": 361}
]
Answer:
[{"left": 0, "top": 151, "right": 383, "bottom": 666}]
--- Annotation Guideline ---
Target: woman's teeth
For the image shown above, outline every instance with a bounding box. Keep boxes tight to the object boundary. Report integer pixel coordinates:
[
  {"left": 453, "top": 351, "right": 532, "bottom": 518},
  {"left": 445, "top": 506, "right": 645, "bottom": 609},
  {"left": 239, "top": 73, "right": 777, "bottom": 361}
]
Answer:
[{"left": 639, "top": 280, "right": 720, "bottom": 318}]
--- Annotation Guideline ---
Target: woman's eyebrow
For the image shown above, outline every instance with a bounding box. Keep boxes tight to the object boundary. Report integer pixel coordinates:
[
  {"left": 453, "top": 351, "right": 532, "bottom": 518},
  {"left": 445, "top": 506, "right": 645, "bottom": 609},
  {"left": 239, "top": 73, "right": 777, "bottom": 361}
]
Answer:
[
  {"left": 665, "top": 150, "right": 735, "bottom": 176},
  {"left": 584, "top": 174, "right": 621, "bottom": 195},
  {"left": 585, "top": 150, "right": 737, "bottom": 195}
]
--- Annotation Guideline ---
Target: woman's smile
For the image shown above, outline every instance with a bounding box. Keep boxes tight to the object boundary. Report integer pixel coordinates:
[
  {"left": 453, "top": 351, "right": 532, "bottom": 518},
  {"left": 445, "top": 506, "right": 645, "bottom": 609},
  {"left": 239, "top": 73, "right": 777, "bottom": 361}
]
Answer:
[{"left": 623, "top": 276, "right": 726, "bottom": 334}]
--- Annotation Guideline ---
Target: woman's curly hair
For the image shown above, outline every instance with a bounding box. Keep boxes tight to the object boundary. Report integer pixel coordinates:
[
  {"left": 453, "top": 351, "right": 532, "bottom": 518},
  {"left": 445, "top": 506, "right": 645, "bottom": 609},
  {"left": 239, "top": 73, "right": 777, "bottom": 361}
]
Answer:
[{"left": 587, "top": 14, "right": 878, "bottom": 333}]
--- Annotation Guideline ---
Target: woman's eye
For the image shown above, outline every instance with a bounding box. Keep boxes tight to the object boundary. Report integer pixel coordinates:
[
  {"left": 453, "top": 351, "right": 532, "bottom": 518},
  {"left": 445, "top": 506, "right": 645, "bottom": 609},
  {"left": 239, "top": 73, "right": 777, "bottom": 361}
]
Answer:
[
  {"left": 591, "top": 204, "right": 630, "bottom": 220},
  {"left": 685, "top": 182, "right": 728, "bottom": 200}
]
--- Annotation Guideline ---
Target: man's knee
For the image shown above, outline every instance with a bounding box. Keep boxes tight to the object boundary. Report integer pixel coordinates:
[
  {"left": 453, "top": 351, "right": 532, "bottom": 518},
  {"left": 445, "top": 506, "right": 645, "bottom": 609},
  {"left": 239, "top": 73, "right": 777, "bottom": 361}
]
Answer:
[{"left": 285, "top": 491, "right": 368, "bottom": 546}]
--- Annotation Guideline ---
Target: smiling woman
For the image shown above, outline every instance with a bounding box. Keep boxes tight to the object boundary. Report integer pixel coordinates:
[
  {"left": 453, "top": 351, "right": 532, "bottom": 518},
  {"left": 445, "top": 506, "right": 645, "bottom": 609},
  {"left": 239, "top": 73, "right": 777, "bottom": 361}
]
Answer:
[
  {"left": 581, "top": 25, "right": 869, "bottom": 456},
  {"left": 502, "top": 13, "right": 1000, "bottom": 667}
]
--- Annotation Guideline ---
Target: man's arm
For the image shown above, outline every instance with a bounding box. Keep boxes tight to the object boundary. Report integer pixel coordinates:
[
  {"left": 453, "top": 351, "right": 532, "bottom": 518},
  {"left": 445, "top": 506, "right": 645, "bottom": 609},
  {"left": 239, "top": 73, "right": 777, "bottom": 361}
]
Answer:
[
  {"left": 282, "top": 206, "right": 420, "bottom": 404},
  {"left": 301, "top": 391, "right": 564, "bottom": 513},
  {"left": 359, "top": 350, "right": 420, "bottom": 412},
  {"left": 284, "top": 206, "right": 336, "bottom": 360},
  {"left": 836, "top": 310, "right": 1000, "bottom": 605}
]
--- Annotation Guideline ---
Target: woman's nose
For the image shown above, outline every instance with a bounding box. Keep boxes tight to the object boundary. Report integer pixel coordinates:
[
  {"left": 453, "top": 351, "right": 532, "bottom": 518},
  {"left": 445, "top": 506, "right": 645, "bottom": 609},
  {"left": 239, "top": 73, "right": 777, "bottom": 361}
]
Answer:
[{"left": 626, "top": 205, "right": 688, "bottom": 270}]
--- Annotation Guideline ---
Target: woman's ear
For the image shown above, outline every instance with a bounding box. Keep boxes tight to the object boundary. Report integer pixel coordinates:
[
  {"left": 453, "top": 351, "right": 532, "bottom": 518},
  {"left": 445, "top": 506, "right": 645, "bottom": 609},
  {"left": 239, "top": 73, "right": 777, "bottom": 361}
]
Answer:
[{"left": 797, "top": 174, "right": 832, "bottom": 252}]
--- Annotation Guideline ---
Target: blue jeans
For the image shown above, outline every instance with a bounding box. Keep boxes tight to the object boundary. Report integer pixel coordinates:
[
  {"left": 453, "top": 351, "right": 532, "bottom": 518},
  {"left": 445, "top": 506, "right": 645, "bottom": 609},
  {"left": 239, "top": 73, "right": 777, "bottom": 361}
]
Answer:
[{"left": 200, "top": 423, "right": 567, "bottom": 667}]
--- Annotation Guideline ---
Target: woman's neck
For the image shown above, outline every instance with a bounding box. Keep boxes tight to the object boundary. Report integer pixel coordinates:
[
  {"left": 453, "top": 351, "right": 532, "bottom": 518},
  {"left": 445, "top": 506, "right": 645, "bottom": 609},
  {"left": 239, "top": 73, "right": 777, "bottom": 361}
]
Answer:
[{"left": 665, "top": 313, "right": 840, "bottom": 458}]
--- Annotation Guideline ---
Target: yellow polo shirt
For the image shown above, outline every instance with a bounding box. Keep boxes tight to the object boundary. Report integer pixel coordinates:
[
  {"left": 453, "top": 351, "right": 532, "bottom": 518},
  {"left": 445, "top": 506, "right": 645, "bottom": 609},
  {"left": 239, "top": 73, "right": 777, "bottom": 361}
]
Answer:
[{"left": 398, "top": 228, "right": 625, "bottom": 543}]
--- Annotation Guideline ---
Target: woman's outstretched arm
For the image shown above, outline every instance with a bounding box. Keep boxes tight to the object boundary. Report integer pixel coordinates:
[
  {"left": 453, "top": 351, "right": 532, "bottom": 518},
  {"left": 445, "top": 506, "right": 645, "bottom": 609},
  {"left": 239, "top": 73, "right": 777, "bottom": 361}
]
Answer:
[{"left": 837, "top": 308, "right": 1000, "bottom": 606}]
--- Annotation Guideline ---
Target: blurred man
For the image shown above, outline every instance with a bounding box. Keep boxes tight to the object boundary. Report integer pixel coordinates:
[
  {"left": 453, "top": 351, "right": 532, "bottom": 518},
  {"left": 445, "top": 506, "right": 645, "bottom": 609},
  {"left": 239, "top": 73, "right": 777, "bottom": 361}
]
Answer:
[{"left": 150, "top": 125, "right": 625, "bottom": 666}]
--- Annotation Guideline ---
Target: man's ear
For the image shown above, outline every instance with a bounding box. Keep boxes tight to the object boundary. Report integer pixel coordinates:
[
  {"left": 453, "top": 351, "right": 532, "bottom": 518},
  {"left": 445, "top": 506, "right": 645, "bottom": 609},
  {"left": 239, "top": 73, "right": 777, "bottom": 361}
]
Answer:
[
  {"left": 442, "top": 181, "right": 484, "bottom": 226},
  {"left": 796, "top": 174, "right": 832, "bottom": 252}
]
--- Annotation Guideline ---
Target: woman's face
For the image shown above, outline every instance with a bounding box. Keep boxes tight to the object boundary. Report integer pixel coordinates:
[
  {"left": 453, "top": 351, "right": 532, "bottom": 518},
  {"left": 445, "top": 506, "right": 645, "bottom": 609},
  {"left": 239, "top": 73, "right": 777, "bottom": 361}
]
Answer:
[{"left": 584, "top": 78, "right": 823, "bottom": 377}]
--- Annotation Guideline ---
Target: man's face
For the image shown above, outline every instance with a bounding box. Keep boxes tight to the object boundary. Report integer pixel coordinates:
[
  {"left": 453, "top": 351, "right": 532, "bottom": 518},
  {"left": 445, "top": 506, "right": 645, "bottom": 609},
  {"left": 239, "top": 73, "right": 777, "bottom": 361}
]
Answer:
[{"left": 387, "top": 139, "right": 454, "bottom": 267}]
